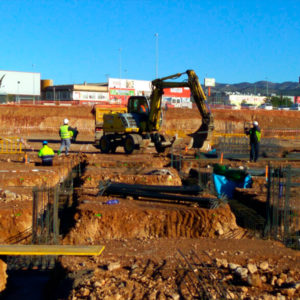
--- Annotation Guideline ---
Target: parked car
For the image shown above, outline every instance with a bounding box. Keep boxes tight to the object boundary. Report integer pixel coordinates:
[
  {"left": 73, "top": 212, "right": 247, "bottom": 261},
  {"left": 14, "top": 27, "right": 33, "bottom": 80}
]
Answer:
[
  {"left": 230, "top": 104, "right": 239, "bottom": 110},
  {"left": 224, "top": 104, "right": 239, "bottom": 110},
  {"left": 241, "top": 103, "right": 256, "bottom": 110},
  {"left": 290, "top": 104, "right": 300, "bottom": 111},
  {"left": 278, "top": 106, "right": 290, "bottom": 111},
  {"left": 258, "top": 104, "right": 273, "bottom": 110}
]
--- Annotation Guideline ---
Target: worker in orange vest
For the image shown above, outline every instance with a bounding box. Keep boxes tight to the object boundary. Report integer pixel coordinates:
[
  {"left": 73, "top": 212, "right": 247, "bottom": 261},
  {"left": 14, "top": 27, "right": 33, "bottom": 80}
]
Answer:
[{"left": 139, "top": 104, "right": 149, "bottom": 113}]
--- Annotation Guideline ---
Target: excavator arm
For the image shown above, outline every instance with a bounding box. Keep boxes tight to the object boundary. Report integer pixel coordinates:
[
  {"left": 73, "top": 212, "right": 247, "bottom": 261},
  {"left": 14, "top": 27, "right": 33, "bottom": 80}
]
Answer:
[
  {"left": 148, "top": 72, "right": 185, "bottom": 132},
  {"left": 147, "top": 70, "right": 214, "bottom": 149},
  {"left": 186, "top": 70, "right": 214, "bottom": 148}
]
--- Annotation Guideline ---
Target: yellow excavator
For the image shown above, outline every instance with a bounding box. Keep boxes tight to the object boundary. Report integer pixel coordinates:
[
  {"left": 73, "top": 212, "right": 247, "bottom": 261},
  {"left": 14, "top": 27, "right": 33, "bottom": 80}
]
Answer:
[{"left": 99, "top": 70, "right": 214, "bottom": 154}]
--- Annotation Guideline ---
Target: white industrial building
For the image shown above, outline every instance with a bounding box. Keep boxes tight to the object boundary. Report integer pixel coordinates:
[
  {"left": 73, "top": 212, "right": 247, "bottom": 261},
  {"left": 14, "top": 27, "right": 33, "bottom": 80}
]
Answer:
[
  {"left": 227, "top": 94, "right": 267, "bottom": 107},
  {"left": 0, "top": 70, "right": 40, "bottom": 103}
]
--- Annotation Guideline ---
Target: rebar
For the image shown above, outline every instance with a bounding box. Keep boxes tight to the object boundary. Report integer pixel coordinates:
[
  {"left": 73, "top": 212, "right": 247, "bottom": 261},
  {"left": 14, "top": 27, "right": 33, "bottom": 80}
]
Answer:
[
  {"left": 177, "top": 249, "right": 235, "bottom": 299},
  {"left": 265, "top": 165, "right": 299, "bottom": 249}
]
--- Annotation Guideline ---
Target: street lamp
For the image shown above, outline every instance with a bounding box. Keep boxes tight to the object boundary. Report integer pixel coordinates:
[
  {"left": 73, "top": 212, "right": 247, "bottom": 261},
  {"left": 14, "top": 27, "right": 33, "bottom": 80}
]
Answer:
[
  {"left": 32, "top": 64, "right": 36, "bottom": 104},
  {"left": 17, "top": 81, "right": 20, "bottom": 103},
  {"left": 119, "top": 48, "right": 122, "bottom": 79},
  {"left": 155, "top": 33, "right": 159, "bottom": 78}
]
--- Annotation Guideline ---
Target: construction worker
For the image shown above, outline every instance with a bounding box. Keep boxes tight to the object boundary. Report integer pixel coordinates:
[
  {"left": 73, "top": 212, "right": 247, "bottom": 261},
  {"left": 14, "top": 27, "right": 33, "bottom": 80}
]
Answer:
[
  {"left": 245, "top": 121, "right": 261, "bottom": 162},
  {"left": 58, "top": 118, "right": 74, "bottom": 156},
  {"left": 38, "top": 141, "right": 55, "bottom": 166},
  {"left": 139, "top": 103, "right": 149, "bottom": 114}
]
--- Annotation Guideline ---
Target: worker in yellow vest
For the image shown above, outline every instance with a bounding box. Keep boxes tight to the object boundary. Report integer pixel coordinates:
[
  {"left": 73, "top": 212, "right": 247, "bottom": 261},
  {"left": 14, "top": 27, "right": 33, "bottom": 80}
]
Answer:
[
  {"left": 58, "top": 118, "right": 74, "bottom": 156},
  {"left": 245, "top": 121, "right": 261, "bottom": 162},
  {"left": 38, "top": 141, "right": 55, "bottom": 166}
]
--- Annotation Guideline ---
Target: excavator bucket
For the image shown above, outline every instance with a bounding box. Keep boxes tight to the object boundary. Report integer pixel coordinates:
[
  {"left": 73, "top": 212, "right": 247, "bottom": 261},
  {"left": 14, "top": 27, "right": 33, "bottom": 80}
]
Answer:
[
  {"left": 188, "top": 113, "right": 214, "bottom": 150},
  {"left": 189, "top": 123, "right": 209, "bottom": 148}
]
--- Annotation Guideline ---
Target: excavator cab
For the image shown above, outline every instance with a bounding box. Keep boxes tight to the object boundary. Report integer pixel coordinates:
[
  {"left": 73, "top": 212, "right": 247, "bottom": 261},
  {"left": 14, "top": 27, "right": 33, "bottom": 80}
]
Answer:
[
  {"left": 127, "top": 96, "right": 150, "bottom": 133},
  {"left": 127, "top": 96, "right": 150, "bottom": 114}
]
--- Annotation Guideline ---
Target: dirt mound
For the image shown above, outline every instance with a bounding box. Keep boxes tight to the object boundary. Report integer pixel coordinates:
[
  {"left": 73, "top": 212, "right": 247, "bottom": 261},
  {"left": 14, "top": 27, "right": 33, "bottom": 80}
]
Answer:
[{"left": 64, "top": 200, "right": 239, "bottom": 243}]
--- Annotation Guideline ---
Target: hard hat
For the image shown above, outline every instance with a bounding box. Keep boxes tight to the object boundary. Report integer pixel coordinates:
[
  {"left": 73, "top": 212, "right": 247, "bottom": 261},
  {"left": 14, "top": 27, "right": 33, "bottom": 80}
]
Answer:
[
  {"left": 253, "top": 121, "right": 258, "bottom": 126},
  {"left": 43, "top": 141, "right": 48, "bottom": 145},
  {"left": 64, "top": 118, "right": 69, "bottom": 124}
]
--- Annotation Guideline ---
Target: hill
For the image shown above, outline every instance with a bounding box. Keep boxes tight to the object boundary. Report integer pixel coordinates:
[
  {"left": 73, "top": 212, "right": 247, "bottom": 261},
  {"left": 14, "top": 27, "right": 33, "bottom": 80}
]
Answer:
[{"left": 213, "top": 81, "right": 300, "bottom": 96}]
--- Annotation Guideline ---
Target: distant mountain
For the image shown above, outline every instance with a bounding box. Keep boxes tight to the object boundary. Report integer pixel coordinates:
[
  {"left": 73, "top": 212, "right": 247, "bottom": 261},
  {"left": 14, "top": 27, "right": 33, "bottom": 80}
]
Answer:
[{"left": 211, "top": 81, "right": 300, "bottom": 96}]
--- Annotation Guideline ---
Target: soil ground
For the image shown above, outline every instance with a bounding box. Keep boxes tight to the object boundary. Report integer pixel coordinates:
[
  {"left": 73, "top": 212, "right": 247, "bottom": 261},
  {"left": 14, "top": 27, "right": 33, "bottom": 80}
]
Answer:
[{"left": 0, "top": 105, "right": 299, "bottom": 299}]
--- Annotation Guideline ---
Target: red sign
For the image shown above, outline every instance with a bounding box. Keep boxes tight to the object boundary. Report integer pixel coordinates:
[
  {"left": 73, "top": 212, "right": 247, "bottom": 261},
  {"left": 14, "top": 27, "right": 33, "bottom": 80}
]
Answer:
[
  {"left": 163, "top": 87, "right": 191, "bottom": 97},
  {"left": 295, "top": 96, "right": 300, "bottom": 104}
]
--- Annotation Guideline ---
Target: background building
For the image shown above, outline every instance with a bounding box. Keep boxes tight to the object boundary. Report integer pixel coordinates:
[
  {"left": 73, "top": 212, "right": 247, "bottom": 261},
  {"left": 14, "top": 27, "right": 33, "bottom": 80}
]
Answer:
[
  {"left": 208, "top": 92, "right": 267, "bottom": 107},
  {"left": 108, "top": 78, "right": 152, "bottom": 105},
  {"left": 0, "top": 70, "right": 40, "bottom": 103},
  {"left": 43, "top": 81, "right": 109, "bottom": 105}
]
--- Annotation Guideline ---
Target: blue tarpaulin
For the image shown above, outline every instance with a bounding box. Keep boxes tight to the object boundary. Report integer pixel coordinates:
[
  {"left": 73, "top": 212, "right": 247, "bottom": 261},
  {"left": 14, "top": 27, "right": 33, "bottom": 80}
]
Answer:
[{"left": 213, "top": 173, "right": 252, "bottom": 199}]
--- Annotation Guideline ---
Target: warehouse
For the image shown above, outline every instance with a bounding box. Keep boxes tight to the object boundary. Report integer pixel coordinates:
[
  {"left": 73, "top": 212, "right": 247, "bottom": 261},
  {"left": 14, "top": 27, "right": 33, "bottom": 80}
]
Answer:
[
  {"left": 0, "top": 70, "right": 40, "bottom": 103},
  {"left": 42, "top": 81, "right": 109, "bottom": 105}
]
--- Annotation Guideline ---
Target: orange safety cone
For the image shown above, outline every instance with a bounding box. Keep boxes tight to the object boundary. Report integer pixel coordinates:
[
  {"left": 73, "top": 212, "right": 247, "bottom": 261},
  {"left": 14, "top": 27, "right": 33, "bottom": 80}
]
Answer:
[
  {"left": 220, "top": 152, "right": 223, "bottom": 164},
  {"left": 24, "top": 153, "right": 28, "bottom": 164}
]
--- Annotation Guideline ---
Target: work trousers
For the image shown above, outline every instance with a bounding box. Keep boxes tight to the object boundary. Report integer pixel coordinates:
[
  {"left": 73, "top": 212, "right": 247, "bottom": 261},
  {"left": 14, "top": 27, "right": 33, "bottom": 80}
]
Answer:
[
  {"left": 250, "top": 142, "right": 259, "bottom": 162},
  {"left": 42, "top": 160, "right": 53, "bottom": 166},
  {"left": 59, "top": 139, "right": 71, "bottom": 155}
]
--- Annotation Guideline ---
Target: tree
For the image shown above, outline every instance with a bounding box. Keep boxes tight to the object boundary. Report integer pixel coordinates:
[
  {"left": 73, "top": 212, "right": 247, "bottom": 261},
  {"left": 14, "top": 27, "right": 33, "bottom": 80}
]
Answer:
[{"left": 269, "top": 96, "right": 293, "bottom": 107}]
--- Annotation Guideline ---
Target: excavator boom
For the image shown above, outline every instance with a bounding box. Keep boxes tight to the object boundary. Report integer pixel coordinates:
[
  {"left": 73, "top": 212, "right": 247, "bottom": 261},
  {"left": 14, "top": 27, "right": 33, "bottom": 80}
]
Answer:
[{"left": 148, "top": 70, "right": 214, "bottom": 148}]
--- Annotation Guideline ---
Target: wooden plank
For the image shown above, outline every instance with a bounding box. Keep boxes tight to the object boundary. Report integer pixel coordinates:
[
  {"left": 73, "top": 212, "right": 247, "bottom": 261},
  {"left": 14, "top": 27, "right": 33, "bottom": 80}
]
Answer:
[{"left": 0, "top": 245, "right": 105, "bottom": 256}]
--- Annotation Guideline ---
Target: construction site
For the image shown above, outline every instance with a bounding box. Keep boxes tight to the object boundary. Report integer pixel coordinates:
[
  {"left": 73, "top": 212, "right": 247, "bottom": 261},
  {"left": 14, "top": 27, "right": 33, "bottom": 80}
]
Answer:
[{"left": 0, "top": 100, "right": 299, "bottom": 300}]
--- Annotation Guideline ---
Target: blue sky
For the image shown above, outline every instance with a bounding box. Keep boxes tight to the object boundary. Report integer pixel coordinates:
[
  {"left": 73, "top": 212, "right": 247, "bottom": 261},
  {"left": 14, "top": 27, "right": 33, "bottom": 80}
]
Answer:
[{"left": 1, "top": 0, "right": 299, "bottom": 84}]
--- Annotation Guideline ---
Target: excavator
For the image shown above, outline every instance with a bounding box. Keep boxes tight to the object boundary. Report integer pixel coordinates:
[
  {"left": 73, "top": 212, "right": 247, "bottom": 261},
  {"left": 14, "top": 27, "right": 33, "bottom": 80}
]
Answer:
[{"left": 99, "top": 70, "right": 214, "bottom": 154}]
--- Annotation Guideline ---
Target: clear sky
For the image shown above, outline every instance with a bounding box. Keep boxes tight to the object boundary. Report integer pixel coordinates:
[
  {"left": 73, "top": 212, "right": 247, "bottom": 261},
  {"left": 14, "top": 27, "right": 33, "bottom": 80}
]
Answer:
[{"left": 1, "top": 0, "right": 299, "bottom": 84}]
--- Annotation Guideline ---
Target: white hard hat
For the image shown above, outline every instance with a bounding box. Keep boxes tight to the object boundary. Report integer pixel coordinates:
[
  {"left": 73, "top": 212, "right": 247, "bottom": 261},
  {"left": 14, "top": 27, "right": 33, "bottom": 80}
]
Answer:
[
  {"left": 253, "top": 121, "right": 258, "bottom": 126},
  {"left": 64, "top": 118, "right": 69, "bottom": 125}
]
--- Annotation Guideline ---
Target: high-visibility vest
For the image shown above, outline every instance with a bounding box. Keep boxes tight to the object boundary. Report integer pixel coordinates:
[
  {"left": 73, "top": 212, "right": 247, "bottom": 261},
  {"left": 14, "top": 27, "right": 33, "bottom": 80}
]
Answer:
[
  {"left": 38, "top": 145, "right": 55, "bottom": 162},
  {"left": 60, "top": 125, "right": 72, "bottom": 139},
  {"left": 250, "top": 128, "right": 261, "bottom": 143},
  {"left": 140, "top": 105, "right": 146, "bottom": 112},
  {"left": 256, "top": 130, "right": 261, "bottom": 142}
]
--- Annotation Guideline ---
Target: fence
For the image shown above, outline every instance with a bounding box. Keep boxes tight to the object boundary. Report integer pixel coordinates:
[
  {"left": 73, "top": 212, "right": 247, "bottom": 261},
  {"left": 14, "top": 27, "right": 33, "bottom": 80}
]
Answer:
[
  {"left": 215, "top": 134, "right": 282, "bottom": 157},
  {"left": 0, "top": 137, "right": 24, "bottom": 154},
  {"left": 167, "top": 131, "right": 296, "bottom": 158}
]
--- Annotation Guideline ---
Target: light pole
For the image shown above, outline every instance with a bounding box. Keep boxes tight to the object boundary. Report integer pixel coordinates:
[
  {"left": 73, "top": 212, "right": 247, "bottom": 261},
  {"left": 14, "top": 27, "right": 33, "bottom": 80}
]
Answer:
[
  {"left": 17, "top": 81, "right": 20, "bottom": 104},
  {"left": 155, "top": 33, "right": 159, "bottom": 78},
  {"left": 266, "top": 77, "right": 268, "bottom": 98},
  {"left": 119, "top": 48, "right": 122, "bottom": 79},
  {"left": 32, "top": 64, "right": 35, "bottom": 104}
]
